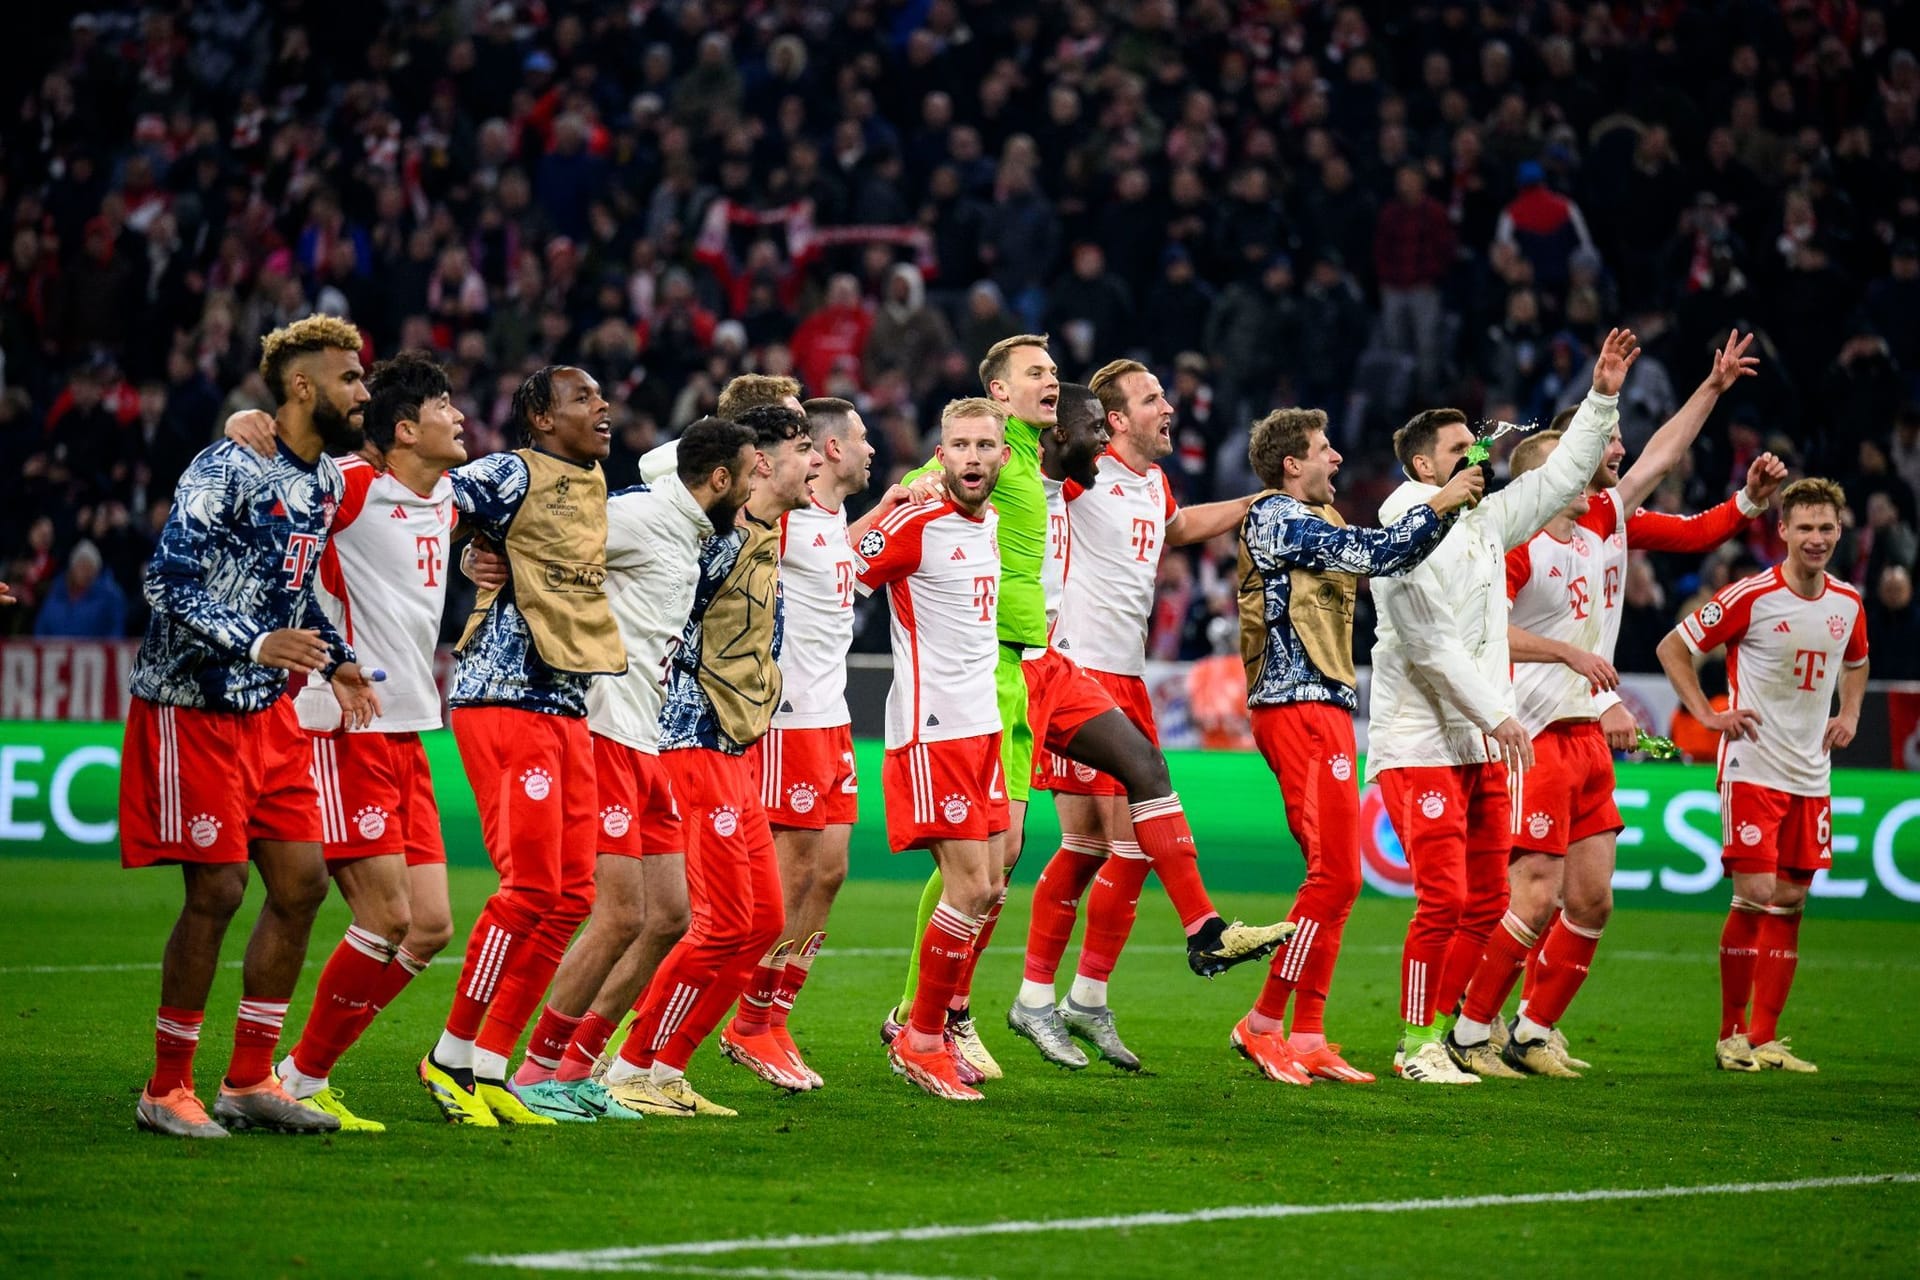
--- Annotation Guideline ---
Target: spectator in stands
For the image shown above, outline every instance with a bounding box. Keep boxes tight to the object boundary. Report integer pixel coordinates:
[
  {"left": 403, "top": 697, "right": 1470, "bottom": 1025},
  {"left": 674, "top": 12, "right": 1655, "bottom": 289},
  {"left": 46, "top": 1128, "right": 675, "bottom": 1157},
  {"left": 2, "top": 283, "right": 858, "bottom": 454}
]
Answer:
[
  {"left": 1867, "top": 565, "right": 1920, "bottom": 680},
  {"left": 1374, "top": 163, "right": 1456, "bottom": 401},
  {"left": 1047, "top": 242, "right": 1133, "bottom": 378},
  {"left": 32, "top": 540, "right": 124, "bottom": 639},
  {"left": 864, "top": 263, "right": 953, "bottom": 397},
  {"left": 791, "top": 273, "right": 872, "bottom": 395},
  {"left": 1493, "top": 160, "right": 1596, "bottom": 300},
  {"left": 1205, "top": 251, "right": 1297, "bottom": 429}
]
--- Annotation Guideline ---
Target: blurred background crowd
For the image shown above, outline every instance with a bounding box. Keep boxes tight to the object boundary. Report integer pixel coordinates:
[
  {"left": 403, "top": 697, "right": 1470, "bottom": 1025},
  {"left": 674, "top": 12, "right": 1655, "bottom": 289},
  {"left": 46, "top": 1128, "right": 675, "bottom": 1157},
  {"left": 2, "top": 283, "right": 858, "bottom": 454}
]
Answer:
[{"left": 2, "top": 1, "right": 1918, "bottom": 679}]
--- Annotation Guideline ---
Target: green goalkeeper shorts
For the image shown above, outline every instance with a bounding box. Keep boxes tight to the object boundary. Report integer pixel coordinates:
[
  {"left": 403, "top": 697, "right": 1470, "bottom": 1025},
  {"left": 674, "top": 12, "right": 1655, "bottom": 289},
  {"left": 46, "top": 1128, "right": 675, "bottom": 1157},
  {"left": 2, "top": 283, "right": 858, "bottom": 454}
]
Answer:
[{"left": 996, "top": 644, "right": 1035, "bottom": 805}]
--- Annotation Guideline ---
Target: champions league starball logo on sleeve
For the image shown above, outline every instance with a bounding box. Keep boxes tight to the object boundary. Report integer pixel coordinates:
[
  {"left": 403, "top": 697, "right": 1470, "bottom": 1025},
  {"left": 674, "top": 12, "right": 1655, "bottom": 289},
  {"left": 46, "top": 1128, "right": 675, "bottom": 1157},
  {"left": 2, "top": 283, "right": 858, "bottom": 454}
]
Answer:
[{"left": 1357, "top": 784, "right": 1415, "bottom": 898}]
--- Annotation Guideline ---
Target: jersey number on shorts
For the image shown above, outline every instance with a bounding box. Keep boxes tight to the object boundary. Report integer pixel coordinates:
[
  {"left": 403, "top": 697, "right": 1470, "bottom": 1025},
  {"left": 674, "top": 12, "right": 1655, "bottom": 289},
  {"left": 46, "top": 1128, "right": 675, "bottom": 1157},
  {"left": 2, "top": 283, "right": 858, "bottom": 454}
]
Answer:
[{"left": 841, "top": 750, "right": 858, "bottom": 794}]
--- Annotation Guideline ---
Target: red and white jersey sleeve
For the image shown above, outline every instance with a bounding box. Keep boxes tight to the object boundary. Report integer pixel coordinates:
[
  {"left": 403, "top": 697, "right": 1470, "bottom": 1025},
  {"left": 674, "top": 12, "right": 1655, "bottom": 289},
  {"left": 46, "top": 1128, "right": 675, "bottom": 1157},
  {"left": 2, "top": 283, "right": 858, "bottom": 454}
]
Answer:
[
  {"left": 1679, "top": 566, "right": 1869, "bottom": 795},
  {"left": 854, "top": 498, "right": 1002, "bottom": 748},
  {"left": 1506, "top": 520, "right": 1609, "bottom": 735},
  {"left": 303, "top": 458, "right": 455, "bottom": 733},
  {"left": 773, "top": 501, "right": 857, "bottom": 729},
  {"left": 1055, "top": 452, "right": 1176, "bottom": 676}
]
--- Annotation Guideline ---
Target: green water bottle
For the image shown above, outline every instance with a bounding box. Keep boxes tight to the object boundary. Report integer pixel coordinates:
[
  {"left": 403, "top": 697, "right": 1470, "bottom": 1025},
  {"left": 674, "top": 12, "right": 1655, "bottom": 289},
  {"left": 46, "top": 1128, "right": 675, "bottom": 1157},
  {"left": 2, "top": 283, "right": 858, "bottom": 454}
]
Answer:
[{"left": 1635, "top": 730, "right": 1679, "bottom": 761}]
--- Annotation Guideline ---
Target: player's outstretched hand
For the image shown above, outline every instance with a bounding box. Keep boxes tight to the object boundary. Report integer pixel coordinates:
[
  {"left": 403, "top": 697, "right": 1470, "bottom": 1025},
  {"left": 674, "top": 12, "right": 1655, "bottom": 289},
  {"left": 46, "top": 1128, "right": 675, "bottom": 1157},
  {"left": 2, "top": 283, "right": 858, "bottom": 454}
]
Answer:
[
  {"left": 1705, "top": 705, "right": 1763, "bottom": 742},
  {"left": 257, "top": 628, "right": 332, "bottom": 675},
  {"left": 462, "top": 541, "right": 509, "bottom": 592},
  {"left": 225, "top": 409, "right": 278, "bottom": 456},
  {"left": 1591, "top": 328, "right": 1640, "bottom": 397},
  {"left": 905, "top": 473, "right": 944, "bottom": 504},
  {"left": 1822, "top": 713, "right": 1859, "bottom": 752},
  {"left": 1488, "top": 716, "right": 1536, "bottom": 771},
  {"left": 1743, "top": 452, "right": 1789, "bottom": 509},
  {"left": 1428, "top": 464, "right": 1485, "bottom": 514},
  {"left": 330, "top": 663, "right": 384, "bottom": 730},
  {"left": 1704, "top": 329, "right": 1760, "bottom": 395},
  {"left": 1599, "top": 701, "right": 1638, "bottom": 752}
]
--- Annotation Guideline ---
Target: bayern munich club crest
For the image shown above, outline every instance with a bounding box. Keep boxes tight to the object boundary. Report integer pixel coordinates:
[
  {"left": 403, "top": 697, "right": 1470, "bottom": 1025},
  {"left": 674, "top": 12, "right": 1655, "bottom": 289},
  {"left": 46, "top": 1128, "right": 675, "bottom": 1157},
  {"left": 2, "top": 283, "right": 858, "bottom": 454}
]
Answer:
[
  {"left": 601, "top": 805, "right": 632, "bottom": 839},
  {"left": 1828, "top": 614, "right": 1847, "bottom": 639},
  {"left": 355, "top": 807, "right": 388, "bottom": 841},
  {"left": 1357, "top": 784, "right": 1414, "bottom": 898},
  {"left": 942, "top": 794, "right": 971, "bottom": 824},
  {"left": 1738, "top": 822, "right": 1764, "bottom": 847},
  {"left": 521, "top": 767, "right": 552, "bottom": 801},
  {"left": 1528, "top": 812, "right": 1553, "bottom": 840},
  {"left": 788, "top": 783, "right": 818, "bottom": 815},
  {"left": 187, "top": 813, "right": 222, "bottom": 849},
  {"left": 1329, "top": 753, "right": 1353, "bottom": 782},
  {"left": 712, "top": 805, "right": 740, "bottom": 837}
]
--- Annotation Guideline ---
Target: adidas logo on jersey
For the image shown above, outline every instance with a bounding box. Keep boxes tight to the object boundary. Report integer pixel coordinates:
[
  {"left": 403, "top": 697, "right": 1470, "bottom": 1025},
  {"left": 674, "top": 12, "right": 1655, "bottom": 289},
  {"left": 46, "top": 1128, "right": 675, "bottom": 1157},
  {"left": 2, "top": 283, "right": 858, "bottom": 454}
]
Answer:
[
  {"left": 269, "top": 500, "right": 288, "bottom": 518},
  {"left": 951, "top": 547, "right": 967, "bottom": 560},
  {"left": 1109, "top": 483, "right": 1126, "bottom": 496},
  {"left": 1548, "top": 566, "right": 1562, "bottom": 578},
  {"left": 813, "top": 533, "right": 828, "bottom": 547},
  {"left": 1775, "top": 620, "right": 1792, "bottom": 633},
  {"left": 924, "top": 713, "right": 941, "bottom": 727},
  {"left": 389, "top": 506, "right": 409, "bottom": 520}
]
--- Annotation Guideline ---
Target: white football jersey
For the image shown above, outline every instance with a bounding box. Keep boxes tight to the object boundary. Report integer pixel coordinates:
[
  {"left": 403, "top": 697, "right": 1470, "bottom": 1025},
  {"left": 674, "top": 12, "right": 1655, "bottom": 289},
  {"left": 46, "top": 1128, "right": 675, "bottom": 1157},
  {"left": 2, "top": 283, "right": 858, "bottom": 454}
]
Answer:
[
  {"left": 772, "top": 500, "right": 856, "bottom": 730},
  {"left": 1041, "top": 475, "right": 1075, "bottom": 637},
  {"left": 853, "top": 498, "right": 1002, "bottom": 748},
  {"left": 298, "top": 456, "right": 454, "bottom": 734},
  {"left": 1679, "top": 565, "right": 1869, "bottom": 796},
  {"left": 588, "top": 477, "right": 714, "bottom": 754},
  {"left": 1056, "top": 452, "right": 1177, "bottom": 676},
  {"left": 1506, "top": 512, "right": 1611, "bottom": 736}
]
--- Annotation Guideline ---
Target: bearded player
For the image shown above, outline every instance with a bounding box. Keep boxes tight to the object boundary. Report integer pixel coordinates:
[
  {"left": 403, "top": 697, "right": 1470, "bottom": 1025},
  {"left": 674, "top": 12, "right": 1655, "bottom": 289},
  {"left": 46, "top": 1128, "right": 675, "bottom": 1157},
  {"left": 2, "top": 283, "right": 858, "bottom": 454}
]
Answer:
[
  {"left": 1660, "top": 479, "right": 1867, "bottom": 1075},
  {"left": 122, "top": 316, "right": 379, "bottom": 1137},
  {"left": 858, "top": 398, "right": 1013, "bottom": 1100}
]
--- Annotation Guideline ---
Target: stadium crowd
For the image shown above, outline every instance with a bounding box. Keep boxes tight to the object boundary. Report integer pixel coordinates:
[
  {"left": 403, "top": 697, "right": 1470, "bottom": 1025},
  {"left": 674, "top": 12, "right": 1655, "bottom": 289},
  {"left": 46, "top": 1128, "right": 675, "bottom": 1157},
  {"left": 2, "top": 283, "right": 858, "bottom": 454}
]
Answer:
[{"left": 2, "top": 1, "right": 1919, "bottom": 676}]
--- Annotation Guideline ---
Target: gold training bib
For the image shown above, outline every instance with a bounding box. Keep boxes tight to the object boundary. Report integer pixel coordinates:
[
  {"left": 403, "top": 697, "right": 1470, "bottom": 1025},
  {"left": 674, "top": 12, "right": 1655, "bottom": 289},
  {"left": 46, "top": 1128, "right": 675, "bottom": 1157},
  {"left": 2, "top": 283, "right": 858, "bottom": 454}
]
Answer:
[{"left": 459, "top": 449, "right": 627, "bottom": 676}]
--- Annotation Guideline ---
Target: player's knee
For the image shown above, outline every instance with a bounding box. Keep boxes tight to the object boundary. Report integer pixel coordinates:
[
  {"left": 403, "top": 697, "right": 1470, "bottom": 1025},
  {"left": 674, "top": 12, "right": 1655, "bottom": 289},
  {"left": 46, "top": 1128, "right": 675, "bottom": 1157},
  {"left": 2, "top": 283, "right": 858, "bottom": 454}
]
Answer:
[
  {"left": 1118, "top": 747, "right": 1172, "bottom": 799},
  {"left": 404, "top": 909, "right": 454, "bottom": 959},
  {"left": 645, "top": 897, "right": 691, "bottom": 946},
  {"left": 1566, "top": 887, "right": 1613, "bottom": 930},
  {"left": 814, "top": 855, "right": 849, "bottom": 902},
  {"left": 185, "top": 867, "right": 250, "bottom": 919},
  {"left": 362, "top": 902, "right": 412, "bottom": 950},
  {"left": 503, "top": 884, "right": 562, "bottom": 919},
  {"left": 1420, "top": 887, "right": 1468, "bottom": 929},
  {"left": 271, "top": 864, "right": 332, "bottom": 919}
]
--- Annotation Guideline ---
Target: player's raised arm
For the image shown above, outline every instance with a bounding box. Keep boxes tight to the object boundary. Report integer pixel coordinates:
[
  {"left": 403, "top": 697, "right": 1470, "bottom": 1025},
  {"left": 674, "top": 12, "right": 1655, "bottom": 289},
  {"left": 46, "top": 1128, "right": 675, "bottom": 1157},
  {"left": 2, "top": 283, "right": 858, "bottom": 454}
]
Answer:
[
  {"left": 1485, "top": 328, "right": 1634, "bottom": 550},
  {"left": 1611, "top": 330, "right": 1760, "bottom": 518}
]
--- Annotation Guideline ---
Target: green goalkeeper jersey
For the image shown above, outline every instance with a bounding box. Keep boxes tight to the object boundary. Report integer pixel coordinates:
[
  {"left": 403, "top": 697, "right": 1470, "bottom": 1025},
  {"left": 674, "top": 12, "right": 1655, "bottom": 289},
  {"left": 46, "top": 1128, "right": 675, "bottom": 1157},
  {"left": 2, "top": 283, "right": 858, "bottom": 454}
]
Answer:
[{"left": 905, "top": 414, "right": 1047, "bottom": 648}]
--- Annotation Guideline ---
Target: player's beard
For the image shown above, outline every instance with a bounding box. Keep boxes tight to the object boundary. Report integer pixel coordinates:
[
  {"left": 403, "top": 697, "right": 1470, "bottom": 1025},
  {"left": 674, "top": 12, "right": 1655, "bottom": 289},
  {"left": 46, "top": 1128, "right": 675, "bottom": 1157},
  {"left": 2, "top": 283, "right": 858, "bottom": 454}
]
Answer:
[
  {"left": 706, "top": 495, "right": 743, "bottom": 535},
  {"left": 313, "top": 395, "right": 367, "bottom": 453}
]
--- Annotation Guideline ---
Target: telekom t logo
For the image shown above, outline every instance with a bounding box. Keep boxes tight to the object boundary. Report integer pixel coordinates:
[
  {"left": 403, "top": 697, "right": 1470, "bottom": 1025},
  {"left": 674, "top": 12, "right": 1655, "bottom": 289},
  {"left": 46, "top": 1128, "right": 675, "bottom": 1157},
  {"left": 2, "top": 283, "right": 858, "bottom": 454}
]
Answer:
[
  {"left": 1604, "top": 564, "right": 1621, "bottom": 610},
  {"left": 1793, "top": 648, "right": 1828, "bottom": 691},
  {"left": 834, "top": 561, "right": 855, "bottom": 608},
  {"left": 282, "top": 533, "right": 319, "bottom": 589},
  {"left": 972, "top": 574, "right": 997, "bottom": 621},
  {"left": 1049, "top": 513, "right": 1069, "bottom": 560},
  {"left": 416, "top": 535, "right": 445, "bottom": 587},
  {"left": 1130, "top": 516, "right": 1156, "bottom": 562},
  {"left": 1567, "top": 575, "right": 1591, "bottom": 620}
]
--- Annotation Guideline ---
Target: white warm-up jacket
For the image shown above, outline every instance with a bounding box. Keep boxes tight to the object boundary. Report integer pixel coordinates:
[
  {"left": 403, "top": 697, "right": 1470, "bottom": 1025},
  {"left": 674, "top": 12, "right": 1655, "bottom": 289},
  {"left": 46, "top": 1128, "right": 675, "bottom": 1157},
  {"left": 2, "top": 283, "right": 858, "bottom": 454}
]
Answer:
[{"left": 1363, "top": 388, "right": 1619, "bottom": 781}]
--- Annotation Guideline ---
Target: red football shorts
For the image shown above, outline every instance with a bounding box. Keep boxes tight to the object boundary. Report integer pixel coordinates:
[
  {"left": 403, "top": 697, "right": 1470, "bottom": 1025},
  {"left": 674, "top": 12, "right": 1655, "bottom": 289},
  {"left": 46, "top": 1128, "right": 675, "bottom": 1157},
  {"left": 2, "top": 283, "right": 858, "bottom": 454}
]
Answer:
[
  {"left": 659, "top": 747, "right": 777, "bottom": 871},
  {"left": 451, "top": 705, "right": 597, "bottom": 897},
  {"left": 1508, "top": 720, "right": 1623, "bottom": 856},
  {"left": 1721, "top": 782, "right": 1832, "bottom": 883},
  {"left": 1023, "top": 649, "right": 1120, "bottom": 792},
  {"left": 1044, "top": 669, "right": 1154, "bottom": 797},
  {"left": 881, "top": 733, "right": 1010, "bottom": 851},
  {"left": 308, "top": 730, "right": 446, "bottom": 866},
  {"left": 756, "top": 724, "right": 859, "bottom": 829},
  {"left": 592, "top": 733, "right": 685, "bottom": 857},
  {"left": 120, "top": 695, "right": 321, "bottom": 867}
]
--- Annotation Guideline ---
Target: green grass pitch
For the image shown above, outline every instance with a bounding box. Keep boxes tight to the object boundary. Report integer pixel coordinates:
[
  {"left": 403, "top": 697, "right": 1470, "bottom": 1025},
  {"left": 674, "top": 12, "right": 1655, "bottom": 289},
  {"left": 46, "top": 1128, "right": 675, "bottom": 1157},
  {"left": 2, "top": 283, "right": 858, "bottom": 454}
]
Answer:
[{"left": 2, "top": 856, "right": 1916, "bottom": 1278}]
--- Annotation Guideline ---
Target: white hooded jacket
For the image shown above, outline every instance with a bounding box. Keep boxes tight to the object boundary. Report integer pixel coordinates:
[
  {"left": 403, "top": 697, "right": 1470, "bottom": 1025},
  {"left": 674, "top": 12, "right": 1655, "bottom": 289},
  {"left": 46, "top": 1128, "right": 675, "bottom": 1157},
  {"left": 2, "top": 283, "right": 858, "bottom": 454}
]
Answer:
[{"left": 1364, "top": 388, "right": 1619, "bottom": 780}]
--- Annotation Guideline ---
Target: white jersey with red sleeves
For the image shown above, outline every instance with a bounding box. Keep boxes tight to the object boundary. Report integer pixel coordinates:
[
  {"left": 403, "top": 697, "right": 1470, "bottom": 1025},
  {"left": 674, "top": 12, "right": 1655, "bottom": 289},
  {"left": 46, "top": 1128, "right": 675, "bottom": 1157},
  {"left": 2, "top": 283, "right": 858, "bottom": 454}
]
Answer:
[
  {"left": 300, "top": 455, "right": 455, "bottom": 734},
  {"left": 773, "top": 500, "right": 856, "bottom": 730},
  {"left": 1507, "top": 511, "right": 1611, "bottom": 736},
  {"left": 1055, "top": 451, "right": 1177, "bottom": 676},
  {"left": 854, "top": 498, "right": 1002, "bottom": 748},
  {"left": 1679, "top": 565, "right": 1868, "bottom": 795}
]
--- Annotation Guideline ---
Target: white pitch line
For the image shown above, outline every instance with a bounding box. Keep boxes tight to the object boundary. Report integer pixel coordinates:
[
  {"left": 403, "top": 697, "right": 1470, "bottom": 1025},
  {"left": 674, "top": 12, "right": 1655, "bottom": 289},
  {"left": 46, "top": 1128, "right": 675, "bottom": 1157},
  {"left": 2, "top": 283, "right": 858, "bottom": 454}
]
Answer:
[
  {"left": 8, "top": 945, "right": 1916, "bottom": 976},
  {"left": 556, "top": 1265, "right": 984, "bottom": 1280},
  {"left": 475, "top": 1172, "right": 1919, "bottom": 1271}
]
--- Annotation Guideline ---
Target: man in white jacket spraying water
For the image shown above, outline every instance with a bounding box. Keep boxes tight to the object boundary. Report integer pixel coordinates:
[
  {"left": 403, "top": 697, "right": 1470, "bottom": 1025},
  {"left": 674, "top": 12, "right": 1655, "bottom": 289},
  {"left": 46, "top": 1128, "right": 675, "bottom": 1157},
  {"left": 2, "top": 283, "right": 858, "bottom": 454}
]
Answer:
[{"left": 1366, "top": 328, "right": 1637, "bottom": 1084}]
